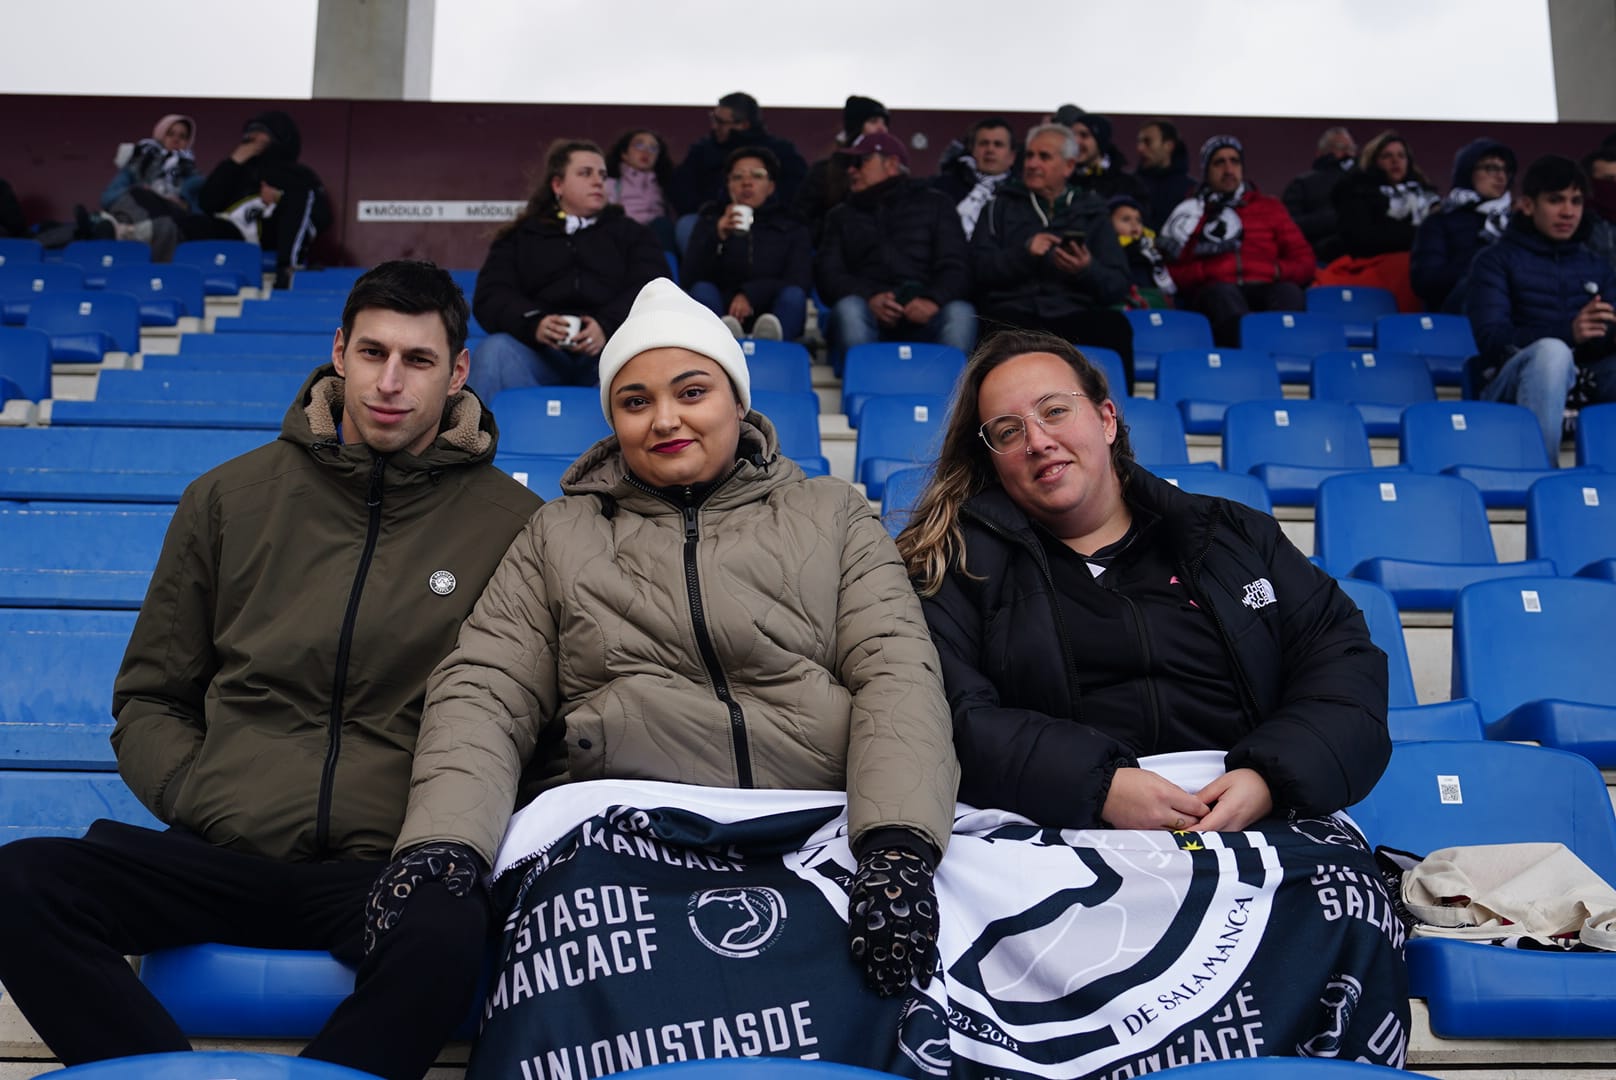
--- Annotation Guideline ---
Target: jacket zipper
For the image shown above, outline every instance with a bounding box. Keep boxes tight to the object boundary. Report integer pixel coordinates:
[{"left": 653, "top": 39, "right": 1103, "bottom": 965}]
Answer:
[
  {"left": 1116, "top": 592, "right": 1163, "bottom": 751},
  {"left": 317, "top": 453, "right": 386, "bottom": 852},
  {"left": 1182, "top": 502, "right": 1262, "bottom": 729}
]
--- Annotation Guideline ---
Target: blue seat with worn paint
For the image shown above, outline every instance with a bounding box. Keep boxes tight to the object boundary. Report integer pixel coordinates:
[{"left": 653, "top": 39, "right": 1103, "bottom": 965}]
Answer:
[
  {"left": 51, "top": 369, "right": 302, "bottom": 429},
  {"left": 0, "top": 427, "right": 269, "bottom": 503},
  {"left": 0, "top": 609, "right": 136, "bottom": 770},
  {"left": 0, "top": 507, "right": 172, "bottom": 608},
  {"left": 0, "top": 771, "right": 162, "bottom": 845}
]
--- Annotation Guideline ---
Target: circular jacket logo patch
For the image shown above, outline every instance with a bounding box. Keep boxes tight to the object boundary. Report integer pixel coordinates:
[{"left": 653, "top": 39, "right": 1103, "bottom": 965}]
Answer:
[
  {"left": 428, "top": 570, "right": 457, "bottom": 595},
  {"left": 687, "top": 887, "right": 787, "bottom": 958}
]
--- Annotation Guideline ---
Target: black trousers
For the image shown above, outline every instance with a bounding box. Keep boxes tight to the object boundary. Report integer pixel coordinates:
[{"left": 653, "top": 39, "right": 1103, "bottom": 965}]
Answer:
[
  {"left": 980, "top": 307, "right": 1136, "bottom": 395},
  {"left": 1186, "top": 280, "right": 1307, "bottom": 347},
  {"left": 0, "top": 820, "right": 487, "bottom": 1080}
]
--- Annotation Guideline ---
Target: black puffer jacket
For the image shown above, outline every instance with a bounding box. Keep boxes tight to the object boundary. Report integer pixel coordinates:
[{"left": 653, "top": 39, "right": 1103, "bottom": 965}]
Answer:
[
  {"left": 1283, "top": 156, "right": 1354, "bottom": 263},
  {"left": 472, "top": 205, "right": 666, "bottom": 344},
  {"left": 680, "top": 200, "right": 813, "bottom": 311},
  {"left": 814, "top": 177, "right": 970, "bottom": 305},
  {"left": 969, "top": 179, "right": 1129, "bottom": 319},
  {"left": 1332, "top": 168, "right": 1438, "bottom": 258},
  {"left": 921, "top": 467, "right": 1389, "bottom": 830}
]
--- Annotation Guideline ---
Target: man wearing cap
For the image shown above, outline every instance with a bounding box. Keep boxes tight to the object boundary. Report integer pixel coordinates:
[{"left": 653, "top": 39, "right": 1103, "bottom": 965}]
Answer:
[
  {"left": 797, "top": 94, "right": 892, "bottom": 244},
  {"left": 1158, "top": 135, "right": 1316, "bottom": 346},
  {"left": 970, "top": 123, "right": 1135, "bottom": 387},
  {"left": 816, "top": 131, "right": 976, "bottom": 373},
  {"left": 1055, "top": 105, "right": 1148, "bottom": 205}
]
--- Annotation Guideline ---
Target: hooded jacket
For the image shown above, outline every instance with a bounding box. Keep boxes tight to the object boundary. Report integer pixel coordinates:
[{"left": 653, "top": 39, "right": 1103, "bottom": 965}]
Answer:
[
  {"left": 921, "top": 468, "right": 1389, "bottom": 830},
  {"left": 111, "top": 366, "right": 541, "bottom": 862},
  {"left": 1164, "top": 183, "right": 1316, "bottom": 293},
  {"left": 969, "top": 178, "right": 1130, "bottom": 318},
  {"left": 1331, "top": 165, "right": 1439, "bottom": 259},
  {"left": 1465, "top": 211, "right": 1616, "bottom": 381},
  {"left": 396, "top": 415, "right": 960, "bottom": 864},
  {"left": 1409, "top": 138, "right": 1517, "bottom": 312},
  {"left": 815, "top": 177, "right": 972, "bottom": 306},
  {"left": 472, "top": 204, "right": 668, "bottom": 345},
  {"left": 197, "top": 110, "right": 315, "bottom": 215},
  {"left": 681, "top": 198, "right": 813, "bottom": 312}
]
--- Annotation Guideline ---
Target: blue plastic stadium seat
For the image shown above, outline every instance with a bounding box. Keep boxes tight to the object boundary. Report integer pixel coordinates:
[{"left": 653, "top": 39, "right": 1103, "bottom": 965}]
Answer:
[
  {"left": 173, "top": 240, "right": 262, "bottom": 296},
  {"left": 1401, "top": 400, "right": 1566, "bottom": 509},
  {"left": 1349, "top": 739, "right": 1616, "bottom": 1038},
  {"left": 751, "top": 390, "right": 831, "bottom": 477},
  {"left": 494, "top": 453, "right": 571, "bottom": 500},
  {"left": 1149, "top": 466, "right": 1273, "bottom": 514},
  {"left": 1374, "top": 313, "right": 1476, "bottom": 388},
  {"left": 853, "top": 394, "right": 949, "bottom": 500},
  {"left": 1152, "top": 1059, "right": 1413, "bottom": 1077},
  {"left": 0, "top": 771, "right": 162, "bottom": 844},
  {"left": 139, "top": 947, "right": 360, "bottom": 1039},
  {"left": 24, "top": 290, "right": 141, "bottom": 362},
  {"left": 0, "top": 238, "right": 44, "bottom": 267},
  {"left": 1117, "top": 397, "right": 1194, "bottom": 468},
  {"left": 51, "top": 1050, "right": 383, "bottom": 1078},
  {"left": 62, "top": 239, "right": 151, "bottom": 289},
  {"left": 1314, "top": 472, "right": 1553, "bottom": 610},
  {"left": 1526, "top": 472, "right": 1616, "bottom": 577},
  {"left": 1333, "top": 578, "right": 1417, "bottom": 708},
  {"left": 488, "top": 386, "right": 610, "bottom": 457},
  {"left": 1222, "top": 400, "right": 1373, "bottom": 506},
  {"left": 1239, "top": 310, "right": 1349, "bottom": 381},
  {"left": 50, "top": 369, "right": 302, "bottom": 430},
  {"left": 0, "top": 610, "right": 136, "bottom": 769},
  {"left": 0, "top": 427, "right": 270, "bottom": 503},
  {"left": 0, "top": 507, "right": 172, "bottom": 608},
  {"left": 740, "top": 339, "right": 813, "bottom": 394},
  {"left": 1388, "top": 699, "right": 1486, "bottom": 742},
  {"left": 1576, "top": 401, "right": 1616, "bottom": 469},
  {"left": 0, "top": 263, "right": 86, "bottom": 325},
  {"left": 0, "top": 326, "right": 51, "bottom": 401},
  {"left": 216, "top": 296, "right": 347, "bottom": 335},
  {"left": 1074, "top": 344, "right": 1127, "bottom": 398},
  {"left": 1305, "top": 284, "right": 1399, "bottom": 347},
  {"left": 102, "top": 264, "right": 206, "bottom": 327},
  {"left": 1310, "top": 350, "right": 1436, "bottom": 437},
  {"left": 144, "top": 353, "right": 315, "bottom": 375},
  {"left": 1155, "top": 348, "right": 1281, "bottom": 435},
  {"left": 880, "top": 464, "right": 930, "bottom": 538},
  {"left": 289, "top": 267, "right": 368, "bottom": 292},
  {"left": 177, "top": 331, "right": 329, "bottom": 359},
  {"left": 1453, "top": 576, "right": 1616, "bottom": 766},
  {"left": 841, "top": 343, "right": 965, "bottom": 429},
  {"left": 449, "top": 269, "right": 479, "bottom": 297},
  {"left": 1125, "top": 308, "right": 1212, "bottom": 384}
]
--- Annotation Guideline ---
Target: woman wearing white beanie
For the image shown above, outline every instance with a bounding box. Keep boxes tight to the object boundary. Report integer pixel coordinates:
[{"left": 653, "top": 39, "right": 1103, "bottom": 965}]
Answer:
[{"left": 383, "top": 278, "right": 960, "bottom": 1004}]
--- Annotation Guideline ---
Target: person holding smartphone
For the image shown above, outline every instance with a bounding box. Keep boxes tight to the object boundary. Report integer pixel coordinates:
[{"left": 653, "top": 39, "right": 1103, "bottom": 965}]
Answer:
[{"left": 970, "top": 123, "right": 1136, "bottom": 391}]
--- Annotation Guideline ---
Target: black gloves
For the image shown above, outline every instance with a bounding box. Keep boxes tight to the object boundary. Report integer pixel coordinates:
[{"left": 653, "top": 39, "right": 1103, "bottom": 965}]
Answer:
[
  {"left": 848, "top": 845, "right": 941, "bottom": 997},
  {"left": 363, "top": 840, "right": 485, "bottom": 955}
]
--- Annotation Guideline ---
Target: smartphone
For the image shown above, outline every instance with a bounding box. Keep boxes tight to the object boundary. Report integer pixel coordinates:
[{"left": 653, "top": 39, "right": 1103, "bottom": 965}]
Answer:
[
  {"left": 894, "top": 281, "right": 923, "bottom": 305},
  {"left": 1060, "top": 229, "right": 1088, "bottom": 248}
]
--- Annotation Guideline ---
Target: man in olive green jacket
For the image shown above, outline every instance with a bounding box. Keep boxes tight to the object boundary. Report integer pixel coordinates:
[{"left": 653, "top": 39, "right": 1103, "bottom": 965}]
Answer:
[{"left": 0, "top": 261, "right": 540, "bottom": 1080}]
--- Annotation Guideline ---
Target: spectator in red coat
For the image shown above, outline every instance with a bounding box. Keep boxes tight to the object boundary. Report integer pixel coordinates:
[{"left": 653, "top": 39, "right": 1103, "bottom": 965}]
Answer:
[{"left": 1158, "top": 135, "right": 1316, "bottom": 345}]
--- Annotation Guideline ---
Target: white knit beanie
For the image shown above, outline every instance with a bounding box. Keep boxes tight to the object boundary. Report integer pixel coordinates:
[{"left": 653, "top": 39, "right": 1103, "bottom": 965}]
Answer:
[{"left": 597, "top": 278, "right": 751, "bottom": 421}]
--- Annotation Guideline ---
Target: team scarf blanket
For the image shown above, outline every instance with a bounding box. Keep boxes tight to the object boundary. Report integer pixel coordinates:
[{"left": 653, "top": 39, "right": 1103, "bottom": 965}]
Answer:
[
  {"left": 1157, "top": 185, "right": 1248, "bottom": 261},
  {"left": 470, "top": 755, "right": 1409, "bottom": 1080},
  {"left": 1441, "top": 187, "right": 1514, "bottom": 243}
]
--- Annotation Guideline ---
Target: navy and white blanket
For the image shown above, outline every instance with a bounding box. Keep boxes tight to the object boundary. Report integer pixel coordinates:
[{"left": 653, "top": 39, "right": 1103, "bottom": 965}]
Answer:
[{"left": 470, "top": 754, "right": 1409, "bottom": 1079}]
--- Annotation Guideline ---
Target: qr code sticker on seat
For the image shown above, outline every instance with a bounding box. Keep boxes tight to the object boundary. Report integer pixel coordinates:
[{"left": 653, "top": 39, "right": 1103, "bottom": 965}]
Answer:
[{"left": 1437, "top": 774, "right": 1462, "bottom": 804}]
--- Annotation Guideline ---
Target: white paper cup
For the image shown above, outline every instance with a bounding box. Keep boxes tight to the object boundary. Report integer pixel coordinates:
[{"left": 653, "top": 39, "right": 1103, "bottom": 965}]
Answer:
[
  {"left": 559, "top": 315, "right": 582, "bottom": 345},
  {"left": 732, "top": 205, "right": 754, "bottom": 232}
]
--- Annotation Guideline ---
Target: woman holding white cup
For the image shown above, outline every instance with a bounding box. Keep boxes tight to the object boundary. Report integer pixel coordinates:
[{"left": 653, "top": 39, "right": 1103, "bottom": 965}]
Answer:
[{"left": 683, "top": 146, "right": 814, "bottom": 341}]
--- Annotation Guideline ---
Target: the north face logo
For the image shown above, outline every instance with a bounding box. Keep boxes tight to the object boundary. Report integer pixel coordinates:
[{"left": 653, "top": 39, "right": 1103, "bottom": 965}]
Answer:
[{"left": 1241, "top": 578, "right": 1277, "bottom": 610}]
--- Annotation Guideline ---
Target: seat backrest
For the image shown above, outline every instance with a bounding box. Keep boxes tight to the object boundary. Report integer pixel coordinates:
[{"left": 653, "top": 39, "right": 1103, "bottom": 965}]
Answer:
[
  {"left": 289, "top": 267, "right": 368, "bottom": 292},
  {"left": 1453, "top": 576, "right": 1616, "bottom": 721},
  {"left": 1374, "top": 312, "right": 1477, "bottom": 358},
  {"left": 0, "top": 427, "right": 271, "bottom": 502},
  {"left": 853, "top": 394, "right": 950, "bottom": 478},
  {"left": 102, "top": 264, "right": 207, "bottom": 320},
  {"left": 0, "top": 609, "right": 137, "bottom": 769},
  {"left": 487, "top": 386, "right": 610, "bottom": 457},
  {"left": 842, "top": 342, "right": 966, "bottom": 399},
  {"left": 1221, "top": 399, "right": 1373, "bottom": 473},
  {"left": 1314, "top": 472, "right": 1496, "bottom": 577},
  {"left": 1305, "top": 284, "right": 1398, "bottom": 321},
  {"left": 1155, "top": 348, "right": 1281, "bottom": 405},
  {"left": 24, "top": 290, "right": 141, "bottom": 354},
  {"left": 0, "top": 238, "right": 44, "bottom": 267},
  {"left": 0, "top": 262, "right": 85, "bottom": 300},
  {"left": 172, "top": 240, "right": 261, "bottom": 281},
  {"left": 1116, "top": 397, "right": 1189, "bottom": 466},
  {"left": 494, "top": 453, "right": 571, "bottom": 501},
  {"left": 750, "top": 390, "right": 823, "bottom": 460},
  {"left": 1576, "top": 402, "right": 1616, "bottom": 469},
  {"left": 1310, "top": 349, "right": 1435, "bottom": 406},
  {"left": 1238, "top": 311, "right": 1349, "bottom": 361},
  {"left": 178, "top": 331, "right": 329, "bottom": 358},
  {"left": 1148, "top": 466, "right": 1274, "bottom": 514},
  {"left": 1334, "top": 577, "right": 1418, "bottom": 707},
  {"left": 1525, "top": 472, "right": 1616, "bottom": 575},
  {"left": 0, "top": 508, "right": 173, "bottom": 607},
  {"left": 0, "top": 326, "right": 52, "bottom": 401},
  {"left": 1074, "top": 345, "right": 1128, "bottom": 398},
  {"left": 91, "top": 370, "right": 306, "bottom": 405},
  {"left": 880, "top": 465, "right": 932, "bottom": 538},
  {"left": 1401, "top": 400, "right": 1551, "bottom": 470},
  {"left": 739, "top": 340, "right": 813, "bottom": 395},
  {"left": 62, "top": 239, "right": 151, "bottom": 273},
  {"left": 0, "top": 771, "right": 163, "bottom": 843},
  {"left": 1349, "top": 740, "right": 1616, "bottom": 878},
  {"left": 1124, "top": 308, "right": 1213, "bottom": 360}
]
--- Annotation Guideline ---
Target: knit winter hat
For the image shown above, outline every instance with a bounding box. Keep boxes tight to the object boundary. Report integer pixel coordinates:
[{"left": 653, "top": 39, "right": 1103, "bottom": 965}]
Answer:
[
  {"left": 842, "top": 95, "right": 890, "bottom": 144},
  {"left": 598, "top": 278, "right": 751, "bottom": 421},
  {"left": 1200, "top": 134, "right": 1244, "bottom": 175},
  {"left": 1055, "top": 105, "right": 1112, "bottom": 151}
]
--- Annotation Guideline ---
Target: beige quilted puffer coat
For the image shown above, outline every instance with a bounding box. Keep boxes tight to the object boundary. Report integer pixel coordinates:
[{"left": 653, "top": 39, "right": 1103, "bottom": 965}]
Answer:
[{"left": 396, "top": 414, "right": 959, "bottom": 863}]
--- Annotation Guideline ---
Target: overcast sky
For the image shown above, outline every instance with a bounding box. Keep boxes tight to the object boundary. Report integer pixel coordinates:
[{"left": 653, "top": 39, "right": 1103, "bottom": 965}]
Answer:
[{"left": 1, "top": 0, "right": 1560, "bottom": 123}]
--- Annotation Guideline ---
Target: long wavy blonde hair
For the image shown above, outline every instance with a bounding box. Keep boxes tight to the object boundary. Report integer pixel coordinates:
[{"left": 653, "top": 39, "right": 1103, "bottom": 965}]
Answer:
[{"left": 895, "top": 330, "right": 1135, "bottom": 596}]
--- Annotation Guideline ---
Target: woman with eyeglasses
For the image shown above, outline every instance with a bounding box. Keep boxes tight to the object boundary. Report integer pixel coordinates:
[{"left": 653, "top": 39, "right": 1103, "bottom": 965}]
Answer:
[
  {"left": 681, "top": 145, "right": 813, "bottom": 341},
  {"left": 1410, "top": 138, "right": 1518, "bottom": 312},
  {"left": 895, "top": 329, "right": 1391, "bottom": 834},
  {"left": 605, "top": 128, "right": 677, "bottom": 253}
]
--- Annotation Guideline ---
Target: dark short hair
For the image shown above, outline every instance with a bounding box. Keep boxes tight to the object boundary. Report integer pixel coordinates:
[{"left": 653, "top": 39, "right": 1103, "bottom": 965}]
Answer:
[
  {"left": 724, "top": 144, "right": 780, "bottom": 183},
  {"left": 1142, "top": 118, "right": 1179, "bottom": 147},
  {"left": 1522, "top": 154, "right": 1590, "bottom": 199},
  {"left": 1581, "top": 144, "right": 1616, "bottom": 174},
  {"left": 341, "top": 260, "right": 470, "bottom": 357},
  {"left": 968, "top": 116, "right": 1015, "bottom": 145},
  {"left": 718, "top": 92, "right": 760, "bottom": 128}
]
